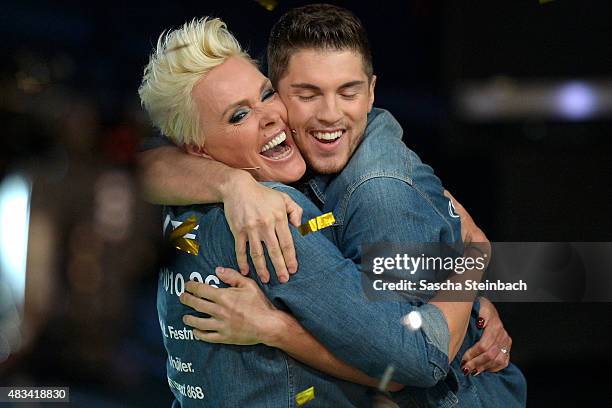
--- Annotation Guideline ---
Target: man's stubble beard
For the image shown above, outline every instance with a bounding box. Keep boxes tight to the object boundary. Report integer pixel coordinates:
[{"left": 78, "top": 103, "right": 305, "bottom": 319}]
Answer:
[{"left": 298, "top": 131, "right": 364, "bottom": 175}]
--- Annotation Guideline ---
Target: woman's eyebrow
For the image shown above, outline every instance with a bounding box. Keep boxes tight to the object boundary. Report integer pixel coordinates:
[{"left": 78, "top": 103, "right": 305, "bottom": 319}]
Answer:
[
  {"left": 260, "top": 79, "right": 272, "bottom": 93},
  {"left": 222, "top": 79, "right": 270, "bottom": 118}
]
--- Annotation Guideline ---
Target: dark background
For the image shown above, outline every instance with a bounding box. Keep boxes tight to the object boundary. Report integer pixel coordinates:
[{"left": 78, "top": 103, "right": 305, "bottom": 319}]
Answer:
[{"left": 1, "top": 0, "right": 611, "bottom": 406}]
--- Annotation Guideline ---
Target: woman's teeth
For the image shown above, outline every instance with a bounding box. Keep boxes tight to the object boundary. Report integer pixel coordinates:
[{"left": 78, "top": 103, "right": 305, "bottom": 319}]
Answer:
[
  {"left": 312, "top": 130, "right": 343, "bottom": 141},
  {"left": 261, "top": 144, "right": 291, "bottom": 160},
  {"left": 269, "top": 145, "right": 291, "bottom": 160},
  {"left": 260, "top": 131, "right": 286, "bottom": 153},
  {"left": 260, "top": 131, "right": 292, "bottom": 160}
]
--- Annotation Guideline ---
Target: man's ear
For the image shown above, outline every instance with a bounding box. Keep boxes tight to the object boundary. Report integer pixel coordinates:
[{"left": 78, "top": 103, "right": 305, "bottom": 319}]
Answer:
[
  {"left": 367, "top": 75, "right": 377, "bottom": 112},
  {"left": 184, "top": 143, "right": 213, "bottom": 159}
]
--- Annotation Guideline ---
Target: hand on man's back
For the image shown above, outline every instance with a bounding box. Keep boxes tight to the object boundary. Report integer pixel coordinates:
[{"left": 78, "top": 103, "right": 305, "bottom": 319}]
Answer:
[{"left": 225, "top": 178, "right": 302, "bottom": 283}]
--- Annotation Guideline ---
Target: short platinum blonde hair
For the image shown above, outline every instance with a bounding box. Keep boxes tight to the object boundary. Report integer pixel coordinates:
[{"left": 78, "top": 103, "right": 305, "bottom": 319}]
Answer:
[{"left": 138, "top": 17, "right": 250, "bottom": 146}]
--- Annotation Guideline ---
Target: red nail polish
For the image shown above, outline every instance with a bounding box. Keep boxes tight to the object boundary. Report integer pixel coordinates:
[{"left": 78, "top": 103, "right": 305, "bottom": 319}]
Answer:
[
  {"left": 476, "top": 317, "right": 485, "bottom": 329},
  {"left": 462, "top": 367, "right": 469, "bottom": 375}
]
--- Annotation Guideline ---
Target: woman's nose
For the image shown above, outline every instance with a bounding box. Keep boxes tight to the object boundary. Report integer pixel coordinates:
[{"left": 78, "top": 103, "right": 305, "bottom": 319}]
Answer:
[{"left": 259, "top": 106, "right": 282, "bottom": 129}]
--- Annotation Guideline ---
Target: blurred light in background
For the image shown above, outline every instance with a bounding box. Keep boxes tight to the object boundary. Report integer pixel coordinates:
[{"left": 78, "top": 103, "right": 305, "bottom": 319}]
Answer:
[
  {"left": 94, "top": 170, "right": 134, "bottom": 242},
  {"left": 556, "top": 82, "right": 597, "bottom": 120},
  {"left": 455, "top": 78, "right": 612, "bottom": 122},
  {"left": 0, "top": 173, "right": 32, "bottom": 363},
  {"left": 0, "top": 173, "right": 32, "bottom": 305}
]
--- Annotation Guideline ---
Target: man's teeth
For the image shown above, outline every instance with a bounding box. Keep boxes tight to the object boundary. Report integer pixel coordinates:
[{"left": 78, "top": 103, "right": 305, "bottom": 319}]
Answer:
[
  {"left": 313, "top": 130, "right": 342, "bottom": 141},
  {"left": 260, "top": 131, "right": 287, "bottom": 153}
]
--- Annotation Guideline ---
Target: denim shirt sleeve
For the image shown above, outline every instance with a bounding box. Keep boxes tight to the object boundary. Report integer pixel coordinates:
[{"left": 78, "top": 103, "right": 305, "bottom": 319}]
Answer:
[
  {"left": 337, "top": 176, "right": 461, "bottom": 354},
  {"left": 366, "top": 108, "right": 404, "bottom": 141},
  {"left": 207, "top": 184, "right": 450, "bottom": 388}
]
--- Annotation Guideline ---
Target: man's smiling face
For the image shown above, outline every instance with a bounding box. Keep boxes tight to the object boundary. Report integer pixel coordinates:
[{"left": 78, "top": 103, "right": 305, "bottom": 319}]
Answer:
[{"left": 277, "top": 48, "right": 376, "bottom": 174}]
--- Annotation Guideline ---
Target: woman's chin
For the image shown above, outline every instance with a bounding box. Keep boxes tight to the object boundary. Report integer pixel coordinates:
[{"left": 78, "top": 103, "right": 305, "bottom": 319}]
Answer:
[{"left": 259, "top": 159, "right": 306, "bottom": 184}]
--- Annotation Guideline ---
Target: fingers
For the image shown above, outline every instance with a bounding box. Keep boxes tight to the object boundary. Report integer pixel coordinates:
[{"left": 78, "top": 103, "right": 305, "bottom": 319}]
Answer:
[
  {"left": 180, "top": 291, "right": 221, "bottom": 316},
  {"left": 261, "top": 226, "right": 289, "bottom": 283},
  {"left": 462, "top": 330, "right": 494, "bottom": 365},
  {"left": 482, "top": 345, "right": 511, "bottom": 373},
  {"left": 466, "top": 338, "right": 511, "bottom": 374},
  {"left": 462, "top": 326, "right": 512, "bottom": 375},
  {"left": 248, "top": 233, "right": 270, "bottom": 283},
  {"left": 225, "top": 188, "right": 300, "bottom": 283},
  {"left": 234, "top": 233, "right": 249, "bottom": 275},
  {"left": 192, "top": 328, "right": 224, "bottom": 344},
  {"left": 183, "top": 314, "right": 222, "bottom": 332},
  {"left": 284, "top": 194, "right": 303, "bottom": 227},
  {"left": 461, "top": 318, "right": 497, "bottom": 367},
  {"left": 486, "top": 334, "right": 512, "bottom": 372},
  {"left": 477, "top": 297, "right": 495, "bottom": 320},
  {"left": 184, "top": 280, "right": 220, "bottom": 303},
  {"left": 215, "top": 267, "right": 251, "bottom": 287},
  {"left": 265, "top": 194, "right": 299, "bottom": 278},
  {"left": 464, "top": 345, "right": 502, "bottom": 375},
  {"left": 275, "top": 221, "right": 298, "bottom": 275}
]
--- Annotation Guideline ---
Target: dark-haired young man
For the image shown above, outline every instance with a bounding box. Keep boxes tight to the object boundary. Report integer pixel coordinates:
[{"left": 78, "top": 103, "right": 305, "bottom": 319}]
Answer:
[{"left": 141, "top": 4, "right": 526, "bottom": 407}]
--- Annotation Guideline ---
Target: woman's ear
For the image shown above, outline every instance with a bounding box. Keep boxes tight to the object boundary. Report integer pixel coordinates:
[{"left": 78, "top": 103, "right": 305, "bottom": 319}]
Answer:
[{"left": 185, "top": 144, "right": 212, "bottom": 160}]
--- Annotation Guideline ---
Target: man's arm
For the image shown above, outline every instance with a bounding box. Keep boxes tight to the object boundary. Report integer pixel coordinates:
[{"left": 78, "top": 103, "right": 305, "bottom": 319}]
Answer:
[
  {"left": 339, "top": 177, "right": 475, "bottom": 361},
  {"left": 182, "top": 187, "right": 452, "bottom": 388},
  {"left": 443, "top": 190, "right": 511, "bottom": 374},
  {"left": 180, "top": 269, "right": 402, "bottom": 392},
  {"left": 138, "top": 145, "right": 242, "bottom": 205},
  {"left": 267, "top": 309, "right": 402, "bottom": 392},
  {"left": 138, "top": 145, "right": 302, "bottom": 282}
]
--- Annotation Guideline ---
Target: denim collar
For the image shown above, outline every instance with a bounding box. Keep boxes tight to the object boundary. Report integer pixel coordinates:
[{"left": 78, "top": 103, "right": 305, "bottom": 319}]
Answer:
[
  {"left": 301, "top": 108, "right": 388, "bottom": 208},
  {"left": 306, "top": 174, "right": 331, "bottom": 206}
]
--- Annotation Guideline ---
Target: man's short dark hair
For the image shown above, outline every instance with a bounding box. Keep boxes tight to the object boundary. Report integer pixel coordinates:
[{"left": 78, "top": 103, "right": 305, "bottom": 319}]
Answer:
[{"left": 267, "top": 3, "right": 373, "bottom": 86}]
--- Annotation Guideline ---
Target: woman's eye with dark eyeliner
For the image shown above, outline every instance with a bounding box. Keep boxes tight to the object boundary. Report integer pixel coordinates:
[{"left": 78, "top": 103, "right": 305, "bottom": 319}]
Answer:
[
  {"left": 262, "top": 88, "right": 276, "bottom": 101},
  {"left": 229, "top": 110, "right": 248, "bottom": 124}
]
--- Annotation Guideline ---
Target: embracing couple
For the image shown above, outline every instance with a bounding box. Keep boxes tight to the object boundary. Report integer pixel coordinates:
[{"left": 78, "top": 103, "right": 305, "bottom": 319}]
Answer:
[{"left": 138, "top": 4, "right": 526, "bottom": 407}]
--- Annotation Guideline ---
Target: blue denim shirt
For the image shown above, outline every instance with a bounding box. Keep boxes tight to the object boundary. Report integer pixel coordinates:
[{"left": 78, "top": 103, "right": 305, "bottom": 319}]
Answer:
[
  {"left": 154, "top": 108, "right": 525, "bottom": 407},
  {"left": 158, "top": 185, "right": 456, "bottom": 407},
  {"left": 304, "top": 108, "right": 526, "bottom": 407}
]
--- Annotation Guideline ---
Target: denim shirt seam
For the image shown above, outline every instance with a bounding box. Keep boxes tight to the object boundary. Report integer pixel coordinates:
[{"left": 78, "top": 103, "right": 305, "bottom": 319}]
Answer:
[
  {"left": 285, "top": 356, "right": 294, "bottom": 408},
  {"left": 307, "top": 178, "right": 326, "bottom": 206},
  {"left": 336, "top": 172, "right": 414, "bottom": 230},
  {"left": 410, "top": 183, "right": 457, "bottom": 243}
]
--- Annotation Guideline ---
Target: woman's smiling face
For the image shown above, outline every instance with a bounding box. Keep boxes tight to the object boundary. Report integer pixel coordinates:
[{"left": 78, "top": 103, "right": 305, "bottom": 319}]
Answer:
[{"left": 190, "top": 56, "right": 306, "bottom": 184}]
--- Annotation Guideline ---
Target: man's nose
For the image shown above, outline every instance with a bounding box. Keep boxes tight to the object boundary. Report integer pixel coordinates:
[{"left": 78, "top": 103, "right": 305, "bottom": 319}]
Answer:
[{"left": 316, "top": 95, "right": 343, "bottom": 124}]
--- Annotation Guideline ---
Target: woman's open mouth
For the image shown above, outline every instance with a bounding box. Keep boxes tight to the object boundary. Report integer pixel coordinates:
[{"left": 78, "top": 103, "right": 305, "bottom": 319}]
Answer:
[{"left": 260, "top": 131, "right": 293, "bottom": 161}]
